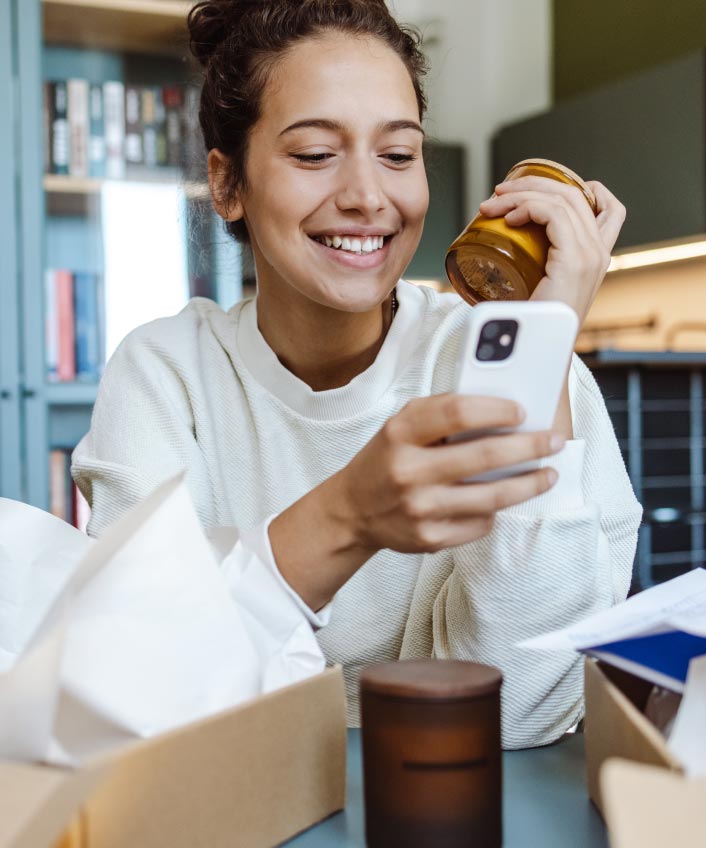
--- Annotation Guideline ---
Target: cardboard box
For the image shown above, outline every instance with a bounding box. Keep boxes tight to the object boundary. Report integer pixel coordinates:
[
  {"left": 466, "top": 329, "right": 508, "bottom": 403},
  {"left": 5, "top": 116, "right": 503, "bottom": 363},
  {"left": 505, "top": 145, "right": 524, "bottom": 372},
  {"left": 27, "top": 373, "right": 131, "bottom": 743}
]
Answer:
[
  {"left": 0, "top": 666, "right": 346, "bottom": 848},
  {"left": 584, "top": 658, "right": 706, "bottom": 848}
]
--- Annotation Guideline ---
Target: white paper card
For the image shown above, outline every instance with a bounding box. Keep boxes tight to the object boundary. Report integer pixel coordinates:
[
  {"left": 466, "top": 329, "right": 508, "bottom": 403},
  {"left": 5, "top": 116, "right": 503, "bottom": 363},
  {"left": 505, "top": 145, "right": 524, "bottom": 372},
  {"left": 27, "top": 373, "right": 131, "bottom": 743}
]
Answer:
[
  {"left": 668, "top": 654, "right": 706, "bottom": 777},
  {"left": 519, "top": 568, "right": 706, "bottom": 652}
]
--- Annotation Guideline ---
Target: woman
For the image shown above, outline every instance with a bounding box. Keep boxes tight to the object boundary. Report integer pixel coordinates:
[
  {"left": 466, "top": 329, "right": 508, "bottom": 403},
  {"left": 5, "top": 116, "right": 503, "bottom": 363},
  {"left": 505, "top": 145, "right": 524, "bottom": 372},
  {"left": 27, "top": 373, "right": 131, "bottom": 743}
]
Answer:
[{"left": 72, "top": 0, "right": 641, "bottom": 747}]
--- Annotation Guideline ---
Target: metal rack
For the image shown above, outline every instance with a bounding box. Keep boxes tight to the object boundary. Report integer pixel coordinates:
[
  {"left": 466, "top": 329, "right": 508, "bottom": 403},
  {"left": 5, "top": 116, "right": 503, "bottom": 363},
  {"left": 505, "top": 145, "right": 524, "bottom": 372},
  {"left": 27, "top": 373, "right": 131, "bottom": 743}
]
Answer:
[{"left": 582, "top": 349, "right": 706, "bottom": 589}]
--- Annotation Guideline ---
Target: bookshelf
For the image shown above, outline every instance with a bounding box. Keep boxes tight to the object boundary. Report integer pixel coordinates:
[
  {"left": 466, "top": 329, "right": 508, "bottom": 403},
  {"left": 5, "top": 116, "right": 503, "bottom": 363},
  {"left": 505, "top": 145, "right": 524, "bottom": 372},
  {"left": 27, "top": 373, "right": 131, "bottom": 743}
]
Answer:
[
  {"left": 43, "top": 0, "right": 192, "bottom": 56},
  {"left": 0, "top": 0, "right": 241, "bottom": 519}
]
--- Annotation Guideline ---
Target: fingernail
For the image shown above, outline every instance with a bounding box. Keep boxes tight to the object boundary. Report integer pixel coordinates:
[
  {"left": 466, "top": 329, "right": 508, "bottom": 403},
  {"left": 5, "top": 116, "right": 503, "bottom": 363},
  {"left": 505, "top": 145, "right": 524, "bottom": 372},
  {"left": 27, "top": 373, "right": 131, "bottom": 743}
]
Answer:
[
  {"left": 546, "top": 468, "right": 558, "bottom": 485},
  {"left": 549, "top": 432, "right": 566, "bottom": 452}
]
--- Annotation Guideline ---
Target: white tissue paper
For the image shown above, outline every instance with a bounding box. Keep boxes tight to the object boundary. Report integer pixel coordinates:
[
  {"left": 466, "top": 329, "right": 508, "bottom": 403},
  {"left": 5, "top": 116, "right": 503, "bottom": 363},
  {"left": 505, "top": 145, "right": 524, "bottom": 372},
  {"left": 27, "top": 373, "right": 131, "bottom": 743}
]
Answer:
[{"left": 0, "top": 474, "right": 325, "bottom": 767}]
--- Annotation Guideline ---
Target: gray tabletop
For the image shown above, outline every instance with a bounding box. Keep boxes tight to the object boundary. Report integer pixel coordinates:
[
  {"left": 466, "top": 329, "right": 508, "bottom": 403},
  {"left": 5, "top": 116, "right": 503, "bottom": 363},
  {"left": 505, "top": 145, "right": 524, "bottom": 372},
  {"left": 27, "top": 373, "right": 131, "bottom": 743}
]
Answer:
[{"left": 284, "top": 729, "right": 608, "bottom": 846}]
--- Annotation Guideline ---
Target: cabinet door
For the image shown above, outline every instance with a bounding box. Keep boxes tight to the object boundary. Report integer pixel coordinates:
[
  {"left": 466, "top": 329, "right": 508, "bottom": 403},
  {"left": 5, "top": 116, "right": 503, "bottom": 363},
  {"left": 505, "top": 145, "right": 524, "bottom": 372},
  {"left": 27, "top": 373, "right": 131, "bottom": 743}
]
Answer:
[
  {"left": 17, "top": 0, "right": 244, "bottom": 516},
  {"left": 0, "top": 0, "right": 23, "bottom": 501}
]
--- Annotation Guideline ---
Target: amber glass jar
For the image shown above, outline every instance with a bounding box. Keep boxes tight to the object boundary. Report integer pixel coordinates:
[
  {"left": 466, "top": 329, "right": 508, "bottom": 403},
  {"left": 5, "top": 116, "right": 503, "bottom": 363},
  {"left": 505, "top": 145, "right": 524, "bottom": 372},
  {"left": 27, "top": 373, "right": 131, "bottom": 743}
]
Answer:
[
  {"left": 360, "top": 659, "right": 503, "bottom": 848},
  {"left": 445, "top": 158, "right": 597, "bottom": 304},
  {"left": 54, "top": 814, "right": 85, "bottom": 848}
]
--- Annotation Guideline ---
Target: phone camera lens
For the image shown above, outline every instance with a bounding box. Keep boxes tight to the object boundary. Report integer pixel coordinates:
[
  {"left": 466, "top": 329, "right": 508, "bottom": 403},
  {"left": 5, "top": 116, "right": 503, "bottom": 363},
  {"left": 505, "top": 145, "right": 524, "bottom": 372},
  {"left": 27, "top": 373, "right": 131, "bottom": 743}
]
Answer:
[
  {"left": 477, "top": 343, "right": 495, "bottom": 361},
  {"left": 481, "top": 321, "right": 500, "bottom": 340}
]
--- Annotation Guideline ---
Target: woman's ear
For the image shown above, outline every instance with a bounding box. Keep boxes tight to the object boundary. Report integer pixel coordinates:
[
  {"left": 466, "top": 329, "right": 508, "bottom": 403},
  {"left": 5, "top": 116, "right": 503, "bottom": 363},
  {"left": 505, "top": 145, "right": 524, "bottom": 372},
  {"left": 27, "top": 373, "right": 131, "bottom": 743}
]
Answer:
[{"left": 207, "top": 149, "right": 244, "bottom": 222}]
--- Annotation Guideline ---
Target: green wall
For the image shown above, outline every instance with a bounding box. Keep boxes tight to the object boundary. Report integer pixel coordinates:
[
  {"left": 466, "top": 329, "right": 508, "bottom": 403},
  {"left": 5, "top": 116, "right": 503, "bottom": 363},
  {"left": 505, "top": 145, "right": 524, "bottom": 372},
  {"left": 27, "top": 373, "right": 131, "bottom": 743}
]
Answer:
[{"left": 554, "top": 0, "right": 706, "bottom": 100}]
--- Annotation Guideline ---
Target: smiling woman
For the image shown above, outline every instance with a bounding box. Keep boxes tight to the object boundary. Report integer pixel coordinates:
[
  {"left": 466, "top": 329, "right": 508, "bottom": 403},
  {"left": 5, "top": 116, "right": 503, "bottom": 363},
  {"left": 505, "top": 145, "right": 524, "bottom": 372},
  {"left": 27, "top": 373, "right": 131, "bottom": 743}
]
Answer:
[{"left": 71, "top": 0, "right": 642, "bottom": 748}]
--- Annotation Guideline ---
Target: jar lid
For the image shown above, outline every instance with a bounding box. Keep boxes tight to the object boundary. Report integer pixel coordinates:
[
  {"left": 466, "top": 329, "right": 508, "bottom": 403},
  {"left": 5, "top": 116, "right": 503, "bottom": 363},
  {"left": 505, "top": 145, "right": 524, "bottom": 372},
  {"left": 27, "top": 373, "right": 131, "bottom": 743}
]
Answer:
[
  {"left": 506, "top": 157, "right": 597, "bottom": 214},
  {"left": 360, "top": 659, "right": 503, "bottom": 701}
]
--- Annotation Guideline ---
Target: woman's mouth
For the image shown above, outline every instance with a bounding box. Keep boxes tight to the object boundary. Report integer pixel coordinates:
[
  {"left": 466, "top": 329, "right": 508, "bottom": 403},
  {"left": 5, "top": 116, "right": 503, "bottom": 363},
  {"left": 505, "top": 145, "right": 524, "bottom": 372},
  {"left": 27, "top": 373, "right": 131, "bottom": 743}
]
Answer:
[
  {"left": 308, "top": 232, "right": 394, "bottom": 268},
  {"left": 310, "top": 234, "right": 388, "bottom": 255}
]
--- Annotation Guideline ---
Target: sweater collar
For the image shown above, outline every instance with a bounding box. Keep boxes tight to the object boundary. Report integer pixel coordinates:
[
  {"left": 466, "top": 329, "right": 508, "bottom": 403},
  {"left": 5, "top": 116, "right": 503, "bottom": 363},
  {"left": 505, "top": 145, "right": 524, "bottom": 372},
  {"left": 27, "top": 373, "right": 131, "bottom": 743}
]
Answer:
[{"left": 234, "top": 280, "right": 425, "bottom": 420}]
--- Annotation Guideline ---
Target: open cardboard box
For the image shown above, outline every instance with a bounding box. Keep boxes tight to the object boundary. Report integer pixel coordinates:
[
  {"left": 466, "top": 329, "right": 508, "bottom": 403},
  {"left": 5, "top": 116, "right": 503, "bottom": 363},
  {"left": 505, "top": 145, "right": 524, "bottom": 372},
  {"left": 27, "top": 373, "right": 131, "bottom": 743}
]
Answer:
[
  {"left": 584, "top": 658, "right": 706, "bottom": 848},
  {"left": 0, "top": 666, "right": 346, "bottom": 848}
]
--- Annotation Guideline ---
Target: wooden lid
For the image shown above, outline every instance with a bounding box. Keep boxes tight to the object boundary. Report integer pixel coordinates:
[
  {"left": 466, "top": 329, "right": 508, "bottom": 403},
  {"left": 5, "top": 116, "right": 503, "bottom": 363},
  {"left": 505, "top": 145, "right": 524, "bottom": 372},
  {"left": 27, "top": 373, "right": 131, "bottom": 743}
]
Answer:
[{"left": 360, "top": 660, "right": 503, "bottom": 701}]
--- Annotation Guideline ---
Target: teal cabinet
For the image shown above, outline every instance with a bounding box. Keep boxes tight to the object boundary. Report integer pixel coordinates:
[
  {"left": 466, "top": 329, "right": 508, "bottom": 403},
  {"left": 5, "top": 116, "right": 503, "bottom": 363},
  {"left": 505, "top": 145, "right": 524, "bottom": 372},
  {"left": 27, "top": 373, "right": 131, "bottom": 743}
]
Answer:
[{"left": 0, "top": 0, "right": 22, "bottom": 501}]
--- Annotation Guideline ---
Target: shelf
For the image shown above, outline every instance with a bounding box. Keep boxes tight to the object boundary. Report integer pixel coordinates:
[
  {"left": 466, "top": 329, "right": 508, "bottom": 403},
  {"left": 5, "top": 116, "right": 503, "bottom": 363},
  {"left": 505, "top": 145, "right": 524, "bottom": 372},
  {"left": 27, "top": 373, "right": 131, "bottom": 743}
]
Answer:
[
  {"left": 44, "top": 173, "right": 210, "bottom": 214},
  {"left": 43, "top": 0, "right": 193, "bottom": 56},
  {"left": 46, "top": 381, "right": 98, "bottom": 405},
  {"left": 581, "top": 349, "right": 706, "bottom": 367}
]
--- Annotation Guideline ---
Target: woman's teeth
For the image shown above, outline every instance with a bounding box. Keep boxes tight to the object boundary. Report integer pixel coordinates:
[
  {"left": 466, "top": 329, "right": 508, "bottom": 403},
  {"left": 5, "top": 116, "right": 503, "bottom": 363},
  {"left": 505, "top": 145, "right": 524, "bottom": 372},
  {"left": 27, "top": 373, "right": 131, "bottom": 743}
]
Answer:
[{"left": 314, "top": 234, "right": 386, "bottom": 254}]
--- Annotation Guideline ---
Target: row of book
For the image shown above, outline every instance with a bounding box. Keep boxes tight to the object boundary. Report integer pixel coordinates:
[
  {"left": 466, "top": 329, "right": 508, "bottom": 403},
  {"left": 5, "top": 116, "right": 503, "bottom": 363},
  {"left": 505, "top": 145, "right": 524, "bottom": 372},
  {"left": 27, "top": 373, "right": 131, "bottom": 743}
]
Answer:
[
  {"left": 44, "top": 79, "right": 200, "bottom": 179},
  {"left": 46, "top": 269, "right": 104, "bottom": 382},
  {"left": 49, "top": 449, "right": 90, "bottom": 533}
]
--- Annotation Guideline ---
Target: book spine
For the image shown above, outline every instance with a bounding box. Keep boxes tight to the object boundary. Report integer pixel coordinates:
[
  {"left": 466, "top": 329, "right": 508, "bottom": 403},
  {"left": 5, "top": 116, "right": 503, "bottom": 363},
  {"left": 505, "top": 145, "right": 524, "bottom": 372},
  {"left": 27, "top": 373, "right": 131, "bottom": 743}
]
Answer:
[
  {"left": 163, "top": 85, "right": 183, "bottom": 168},
  {"left": 153, "top": 86, "right": 168, "bottom": 167},
  {"left": 73, "top": 483, "right": 91, "bottom": 533},
  {"left": 103, "top": 81, "right": 126, "bottom": 179},
  {"left": 67, "top": 78, "right": 89, "bottom": 178},
  {"left": 182, "top": 85, "right": 201, "bottom": 173},
  {"left": 125, "top": 84, "right": 144, "bottom": 166},
  {"left": 45, "top": 268, "right": 59, "bottom": 382},
  {"left": 88, "top": 82, "right": 106, "bottom": 178},
  {"left": 43, "top": 81, "right": 51, "bottom": 174},
  {"left": 49, "top": 449, "right": 69, "bottom": 520},
  {"left": 141, "top": 86, "right": 157, "bottom": 168},
  {"left": 50, "top": 81, "right": 69, "bottom": 175},
  {"left": 73, "top": 271, "right": 99, "bottom": 381},
  {"left": 55, "top": 270, "right": 76, "bottom": 382},
  {"left": 95, "top": 271, "right": 106, "bottom": 376}
]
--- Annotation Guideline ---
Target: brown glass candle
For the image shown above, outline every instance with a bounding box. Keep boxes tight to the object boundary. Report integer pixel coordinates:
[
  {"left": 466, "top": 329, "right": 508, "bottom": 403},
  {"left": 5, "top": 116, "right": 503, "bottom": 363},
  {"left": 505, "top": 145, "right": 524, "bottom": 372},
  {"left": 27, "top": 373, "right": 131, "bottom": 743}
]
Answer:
[{"left": 360, "top": 659, "right": 503, "bottom": 848}]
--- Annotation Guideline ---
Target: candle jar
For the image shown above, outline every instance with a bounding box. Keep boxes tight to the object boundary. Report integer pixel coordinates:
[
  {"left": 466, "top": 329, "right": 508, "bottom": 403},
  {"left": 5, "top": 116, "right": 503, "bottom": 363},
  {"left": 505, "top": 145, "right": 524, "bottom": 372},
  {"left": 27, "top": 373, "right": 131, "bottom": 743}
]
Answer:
[
  {"left": 54, "top": 813, "right": 85, "bottom": 848},
  {"left": 445, "top": 158, "right": 597, "bottom": 304},
  {"left": 360, "top": 659, "right": 503, "bottom": 848}
]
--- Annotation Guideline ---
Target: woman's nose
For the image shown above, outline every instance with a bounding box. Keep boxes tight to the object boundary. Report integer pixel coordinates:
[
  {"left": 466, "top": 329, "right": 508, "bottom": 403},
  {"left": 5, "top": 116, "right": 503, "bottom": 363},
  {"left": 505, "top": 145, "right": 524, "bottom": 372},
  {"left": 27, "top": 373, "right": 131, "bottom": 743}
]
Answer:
[{"left": 334, "top": 155, "right": 386, "bottom": 216}]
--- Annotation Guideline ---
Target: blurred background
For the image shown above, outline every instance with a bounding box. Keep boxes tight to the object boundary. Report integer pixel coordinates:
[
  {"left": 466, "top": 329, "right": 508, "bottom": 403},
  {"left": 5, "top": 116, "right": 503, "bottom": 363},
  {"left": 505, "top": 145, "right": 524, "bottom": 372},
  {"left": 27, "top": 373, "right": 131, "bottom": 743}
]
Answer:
[{"left": 1, "top": 0, "right": 705, "bottom": 589}]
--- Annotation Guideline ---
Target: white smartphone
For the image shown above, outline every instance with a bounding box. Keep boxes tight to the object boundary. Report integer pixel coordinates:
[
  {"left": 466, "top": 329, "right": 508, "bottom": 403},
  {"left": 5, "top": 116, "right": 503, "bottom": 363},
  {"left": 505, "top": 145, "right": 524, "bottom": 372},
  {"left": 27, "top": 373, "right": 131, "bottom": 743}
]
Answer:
[{"left": 450, "top": 300, "right": 579, "bottom": 481}]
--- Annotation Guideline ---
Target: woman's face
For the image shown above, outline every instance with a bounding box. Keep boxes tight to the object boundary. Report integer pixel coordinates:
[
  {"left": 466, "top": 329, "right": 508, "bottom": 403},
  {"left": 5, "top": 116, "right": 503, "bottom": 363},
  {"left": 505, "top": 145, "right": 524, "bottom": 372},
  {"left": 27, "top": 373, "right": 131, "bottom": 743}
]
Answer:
[{"left": 235, "top": 32, "right": 429, "bottom": 313}]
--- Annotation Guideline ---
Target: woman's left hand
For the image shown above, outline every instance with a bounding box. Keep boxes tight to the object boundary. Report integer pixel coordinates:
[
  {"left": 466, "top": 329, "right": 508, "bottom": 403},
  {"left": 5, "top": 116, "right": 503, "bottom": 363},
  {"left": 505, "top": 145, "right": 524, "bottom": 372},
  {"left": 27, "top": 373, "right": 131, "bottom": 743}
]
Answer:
[{"left": 478, "top": 176, "right": 626, "bottom": 326}]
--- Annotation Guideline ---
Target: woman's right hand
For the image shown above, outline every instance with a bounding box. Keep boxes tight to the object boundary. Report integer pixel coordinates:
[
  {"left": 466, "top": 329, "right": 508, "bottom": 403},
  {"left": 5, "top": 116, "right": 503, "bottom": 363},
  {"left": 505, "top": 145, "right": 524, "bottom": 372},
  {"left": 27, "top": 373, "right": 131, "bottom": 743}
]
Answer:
[
  {"left": 335, "top": 393, "right": 565, "bottom": 555},
  {"left": 270, "top": 393, "right": 565, "bottom": 611}
]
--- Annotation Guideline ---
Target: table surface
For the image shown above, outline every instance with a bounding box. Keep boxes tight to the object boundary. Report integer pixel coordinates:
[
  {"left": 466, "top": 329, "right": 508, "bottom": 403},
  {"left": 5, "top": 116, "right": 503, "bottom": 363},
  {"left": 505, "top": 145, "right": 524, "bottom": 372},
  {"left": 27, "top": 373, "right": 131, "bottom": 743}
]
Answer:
[{"left": 284, "top": 729, "right": 608, "bottom": 847}]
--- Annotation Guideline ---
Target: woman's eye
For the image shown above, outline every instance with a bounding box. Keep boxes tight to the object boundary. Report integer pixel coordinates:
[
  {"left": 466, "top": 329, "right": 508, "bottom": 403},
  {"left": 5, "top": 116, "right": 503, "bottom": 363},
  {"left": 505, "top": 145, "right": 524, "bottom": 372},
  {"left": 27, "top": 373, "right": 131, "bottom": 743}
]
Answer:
[
  {"left": 382, "top": 153, "right": 418, "bottom": 165},
  {"left": 290, "top": 153, "right": 334, "bottom": 164}
]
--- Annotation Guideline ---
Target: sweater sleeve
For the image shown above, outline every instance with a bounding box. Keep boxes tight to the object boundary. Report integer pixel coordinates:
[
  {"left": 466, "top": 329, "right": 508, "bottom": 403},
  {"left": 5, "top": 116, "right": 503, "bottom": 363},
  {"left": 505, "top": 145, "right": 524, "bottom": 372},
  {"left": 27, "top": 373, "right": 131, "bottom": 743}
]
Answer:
[
  {"left": 427, "top": 355, "right": 642, "bottom": 749},
  {"left": 71, "top": 325, "right": 213, "bottom": 538}
]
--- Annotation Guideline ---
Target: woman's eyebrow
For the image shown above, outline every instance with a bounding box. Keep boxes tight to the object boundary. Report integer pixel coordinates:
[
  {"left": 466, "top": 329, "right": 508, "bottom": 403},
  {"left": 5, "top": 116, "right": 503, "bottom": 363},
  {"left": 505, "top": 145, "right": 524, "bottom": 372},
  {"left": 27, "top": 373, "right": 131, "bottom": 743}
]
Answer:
[{"left": 278, "top": 118, "right": 425, "bottom": 137}]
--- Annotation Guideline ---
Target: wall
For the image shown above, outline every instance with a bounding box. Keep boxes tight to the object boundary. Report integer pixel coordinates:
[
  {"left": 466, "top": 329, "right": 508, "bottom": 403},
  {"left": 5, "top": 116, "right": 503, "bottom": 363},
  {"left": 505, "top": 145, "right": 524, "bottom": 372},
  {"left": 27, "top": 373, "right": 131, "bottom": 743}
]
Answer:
[
  {"left": 578, "top": 258, "right": 706, "bottom": 352},
  {"left": 391, "top": 0, "right": 551, "bottom": 218},
  {"left": 554, "top": 0, "right": 706, "bottom": 101}
]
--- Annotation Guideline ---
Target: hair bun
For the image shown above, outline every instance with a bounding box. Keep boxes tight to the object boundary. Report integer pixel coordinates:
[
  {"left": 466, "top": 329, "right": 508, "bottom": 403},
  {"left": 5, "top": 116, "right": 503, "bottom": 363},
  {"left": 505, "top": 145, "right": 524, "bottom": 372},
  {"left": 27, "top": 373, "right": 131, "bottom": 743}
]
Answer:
[{"left": 187, "top": 0, "right": 253, "bottom": 67}]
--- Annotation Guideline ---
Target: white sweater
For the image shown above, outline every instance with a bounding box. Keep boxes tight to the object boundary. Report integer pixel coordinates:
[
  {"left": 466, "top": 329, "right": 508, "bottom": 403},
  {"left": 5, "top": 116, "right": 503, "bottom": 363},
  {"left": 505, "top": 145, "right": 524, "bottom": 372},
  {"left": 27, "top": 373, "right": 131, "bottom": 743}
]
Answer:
[{"left": 72, "top": 280, "right": 642, "bottom": 748}]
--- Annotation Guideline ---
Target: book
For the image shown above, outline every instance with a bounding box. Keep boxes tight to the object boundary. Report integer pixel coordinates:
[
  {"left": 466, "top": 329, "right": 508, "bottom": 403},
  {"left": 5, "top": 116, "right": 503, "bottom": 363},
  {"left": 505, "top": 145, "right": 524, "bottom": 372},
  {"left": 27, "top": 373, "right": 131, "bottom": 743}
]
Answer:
[
  {"left": 55, "top": 270, "right": 76, "bottom": 382},
  {"left": 88, "top": 82, "right": 106, "bottom": 178},
  {"left": 50, "top": 81, "right": 69, "bottom": 175},
  {"left": 153, "top": 86, "right": 168, "bottom": 167},
  {"left": 45, "top": 269, "right": 59, "bottom": 381},
  {"left": 125, "top": 84, "right": 144, "bottom": 166},
  {"left": 49, "top": 449, "right": 71, "bottom": 520},
  {"left": 73, "top": 483, "right": 91, "bottom": 533},
  {"left": 163, "top": 85, "right": 183, "bottom": 168},
  {"left": 103, "top": 80, "right": 126, "bottom": 179},
  {"left": 142, "top": 86, "right": 157, "bottom": 168},
  {"left": 42, "top": 81, "right": 51, "bottom": 174},
  {"left": 67, "top": 78, "right": 89, "bottom": 178},
  {"left": 73, "top": 271, "right": 100, "bottom": 381}
]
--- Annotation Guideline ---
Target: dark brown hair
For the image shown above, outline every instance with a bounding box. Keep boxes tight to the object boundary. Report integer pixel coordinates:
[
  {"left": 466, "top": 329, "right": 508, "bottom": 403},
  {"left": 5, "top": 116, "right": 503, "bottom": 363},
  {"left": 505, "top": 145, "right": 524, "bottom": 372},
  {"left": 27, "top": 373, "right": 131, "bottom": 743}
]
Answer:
[{"left": 187, "top": 0, "right": 428, "bottom": 243}]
